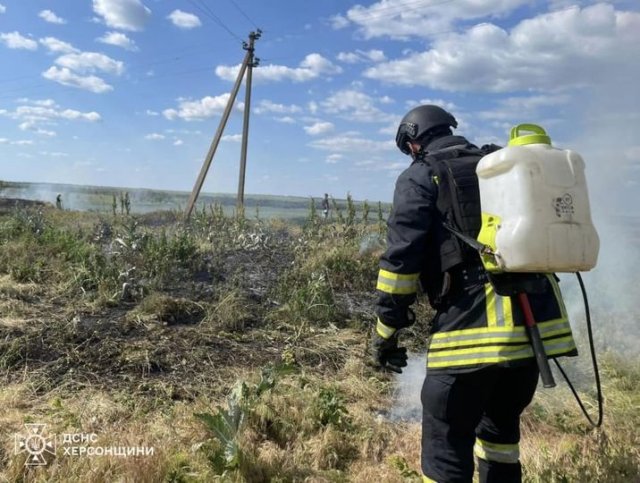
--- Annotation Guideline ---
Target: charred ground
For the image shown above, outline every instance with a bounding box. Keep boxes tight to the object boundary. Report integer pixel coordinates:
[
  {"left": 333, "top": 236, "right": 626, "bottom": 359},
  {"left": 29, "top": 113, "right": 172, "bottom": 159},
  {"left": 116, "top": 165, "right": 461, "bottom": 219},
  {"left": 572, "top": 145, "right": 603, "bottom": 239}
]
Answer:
[{"left": 0, "top": 202, "right": 637, "bottom": 482}]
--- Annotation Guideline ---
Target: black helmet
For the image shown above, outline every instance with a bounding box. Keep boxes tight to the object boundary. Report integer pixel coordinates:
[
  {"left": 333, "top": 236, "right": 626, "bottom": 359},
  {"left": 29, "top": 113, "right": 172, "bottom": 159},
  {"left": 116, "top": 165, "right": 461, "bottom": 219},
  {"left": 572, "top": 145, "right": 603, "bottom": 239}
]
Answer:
[{"left": 395, "top": 105, "right": 458, "bottom": 154}]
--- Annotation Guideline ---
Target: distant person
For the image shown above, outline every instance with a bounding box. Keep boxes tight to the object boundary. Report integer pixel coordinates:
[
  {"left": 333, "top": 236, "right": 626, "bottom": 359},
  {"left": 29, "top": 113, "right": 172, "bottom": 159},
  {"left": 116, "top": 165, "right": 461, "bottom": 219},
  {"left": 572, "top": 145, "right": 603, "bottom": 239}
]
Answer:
[
  {"left": 321, "top": 193, "right": 330, "bottom": 219},
  {"left": 124, "top": 191, "right": 131, "bottom": 215},
  {"left": 55, "top": 193, "right": 62, "bottom": 210}
]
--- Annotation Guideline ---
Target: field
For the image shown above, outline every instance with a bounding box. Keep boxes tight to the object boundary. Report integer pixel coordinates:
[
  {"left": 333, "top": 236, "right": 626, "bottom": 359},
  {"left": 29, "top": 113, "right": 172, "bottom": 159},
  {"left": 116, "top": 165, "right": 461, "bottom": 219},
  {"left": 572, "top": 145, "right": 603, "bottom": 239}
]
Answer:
[
  {"left": 0, "top": 181, "right": 335, "bottom": 221},
  {"left": 0, "top": 183, "right": 638, "bottom": 482}
]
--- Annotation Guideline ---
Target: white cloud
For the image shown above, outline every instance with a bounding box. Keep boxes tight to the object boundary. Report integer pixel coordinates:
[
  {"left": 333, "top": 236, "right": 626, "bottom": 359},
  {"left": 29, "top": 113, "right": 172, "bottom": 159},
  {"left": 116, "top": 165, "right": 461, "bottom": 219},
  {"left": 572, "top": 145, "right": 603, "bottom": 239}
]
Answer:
[
  {"left": 145, "top": 109, "right": 159, "bottom": 116},
  {"left": 55, "top": 52, "right": 124, "bottom": 75},
  {"left": 0, "top": 4, "right": 6, "bottom": 14},
  {"left": 39, "top": 151, "right": 69, "bottom": 158},
  {"left": 145, "top": 133, "right": 165, "bottom": 140},
  {"left": 42, "top": 66, "right": 113, "bottom": 93},
  {"left": 336, "top": 52, "right": 359, "bottom": 64},
  {"left": 22, "top": 125, "right": 57, "bottom": 137},
  {"left": 0, "top": 138, "right": 34, "bottom": 145},
  {"left": 254, "top": 100, "right": 301, "bottom": 115},
  {"left": 40, "top": 37, "right": 79, "bottom": 54},
  {"left": 409, "top": 98, "right": 458, "bottom": 111},
  {"left": 16, "top": 98, "right": 57, "bottom": 107},
  {"left": 308, "top": 132, "right": 395, "bottom": 153},
  {"left": 337, "top": 49, "right": 386, "bottom": 64},
  {"left": 364, "top": 4, "right": 640, "bottom": 93},
  {"left": 274, "top": 116, "right": 295, "bottom": 124},
  {"left": 163, "top": 94, "right": 243, "bottom": 121},
  {"left": 477, "top": 94, "right": 571, "bottom": 122},
  {"left": 222, "top": 134, "right": 242, "bottom": 142},
  {"left": 167, "top": 10, "right": 201, "bottom": 29},
  {"left": 92, "top": 0, "right": 151, "bottom": 31},
  {"left": 8, "top": 102, "right": 102, "bottom": 125},
  {"left": 173, "top": 139, "right": 184, "bottom": 146},
  {"left": 329, "top": 15, "right": 349, "bottom": 30},
  {"left": 326, "top": 154, "right": 343, "bottom": 164},
  {"left": 336, "top": 0, "right": 530, "bottom": 40},
  {"left": 304, "top": 121, "right": 334, "bottom": 136},
  {"left": 216, "top": 53, "right": 342, "bottom": 83},
  {"left": 321, "top": 89, "right": 395, "bottom": 123},
  {"left": 0, "top": 31, "right": 38, "bottom": 50},
  {"left": 97, "top": 31, "right": 138, "bottom": 51},
  {"left": 39, "top": 10, "right": 66, "bottom": 24}
]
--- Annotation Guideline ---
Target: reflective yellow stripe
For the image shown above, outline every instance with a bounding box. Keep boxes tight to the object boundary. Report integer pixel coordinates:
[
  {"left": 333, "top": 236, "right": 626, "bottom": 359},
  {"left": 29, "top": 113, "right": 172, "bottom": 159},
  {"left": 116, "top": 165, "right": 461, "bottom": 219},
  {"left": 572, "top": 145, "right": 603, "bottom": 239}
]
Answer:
[
  {"left": 423, "top": 476, "right": 437, "bottom": 483},
  {"left": 485, "top": 283, "right": 514, "bottom": 328},
  {"left": 428, "top": 336, "right": 576, "bottom": 368},
  {"left": 430, "top": 343, "right": 532, "bottom": 359},
  {"left": 376, "top": 318, "right": 396, "bottom": 339},
  {"left": 544, "top": 335, "right": 577, "bottom": 356},
  {"left": 379, "top": 269, "right": 419, "bottom": 281},
  {"left": 485, "top": 284, "right": 497, "bottom": 327},
  {"left": 430, "top": 333, "right": 530, "bottom": 350},
  {"left": 431, "top": 318, "right": 570, "bottom": 340},
  {"left": 376, "top": 269, "right": 419, "bottom": 295},
  {"left": 474, "top": 438, "right": 519, "bottom": 464},
  {"left": 503, "top": 293, "right": 514, "bottom": 326}
]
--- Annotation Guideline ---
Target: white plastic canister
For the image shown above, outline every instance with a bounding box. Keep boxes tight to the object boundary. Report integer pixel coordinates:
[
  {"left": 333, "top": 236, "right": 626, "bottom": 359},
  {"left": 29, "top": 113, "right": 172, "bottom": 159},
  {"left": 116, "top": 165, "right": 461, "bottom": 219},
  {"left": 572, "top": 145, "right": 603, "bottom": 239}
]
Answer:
[{"left": 476, "top": 124, "right": 599, "bottom": 273}]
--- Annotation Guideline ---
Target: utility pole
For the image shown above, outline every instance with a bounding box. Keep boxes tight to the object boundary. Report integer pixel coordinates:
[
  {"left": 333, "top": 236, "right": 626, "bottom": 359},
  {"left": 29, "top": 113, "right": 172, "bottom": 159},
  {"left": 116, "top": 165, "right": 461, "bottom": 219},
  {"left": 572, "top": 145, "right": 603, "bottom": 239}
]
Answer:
[
  {"left": 185, "top": 30, "right": 261, "bottom": 218},
  {"left": 237, "top": 30, "right": 261, "bottom": 210}
]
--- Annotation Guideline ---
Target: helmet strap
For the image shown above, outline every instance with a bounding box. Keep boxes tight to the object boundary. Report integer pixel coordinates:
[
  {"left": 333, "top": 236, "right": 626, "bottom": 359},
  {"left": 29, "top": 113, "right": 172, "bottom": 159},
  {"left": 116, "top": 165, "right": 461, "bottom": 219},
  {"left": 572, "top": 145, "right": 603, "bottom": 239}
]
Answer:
[{"left": 408, "top": 141, "right": 424, "bottom": 158}]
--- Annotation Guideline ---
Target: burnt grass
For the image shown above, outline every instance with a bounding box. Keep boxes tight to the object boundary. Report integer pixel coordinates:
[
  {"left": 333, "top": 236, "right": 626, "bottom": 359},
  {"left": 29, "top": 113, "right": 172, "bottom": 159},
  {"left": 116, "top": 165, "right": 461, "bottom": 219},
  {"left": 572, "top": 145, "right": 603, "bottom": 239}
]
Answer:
[{"left": 0, "top": 206, "right": 383, "bottom": 404}]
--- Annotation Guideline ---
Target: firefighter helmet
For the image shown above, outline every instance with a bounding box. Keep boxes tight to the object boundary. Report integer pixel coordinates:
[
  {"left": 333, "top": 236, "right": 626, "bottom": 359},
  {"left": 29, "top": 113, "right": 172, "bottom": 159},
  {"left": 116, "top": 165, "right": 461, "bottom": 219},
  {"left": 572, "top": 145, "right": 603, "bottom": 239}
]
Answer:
[{"left": 395, "top": 105, "right": 458, "bottom": 154}]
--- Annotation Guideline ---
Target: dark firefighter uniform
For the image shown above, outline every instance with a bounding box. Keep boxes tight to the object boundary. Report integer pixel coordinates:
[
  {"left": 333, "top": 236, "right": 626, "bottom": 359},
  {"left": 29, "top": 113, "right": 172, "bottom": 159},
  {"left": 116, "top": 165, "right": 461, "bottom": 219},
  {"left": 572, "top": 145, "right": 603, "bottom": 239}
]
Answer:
[{"left": 375, "top": 134, "right": 578, "bottom": 483}]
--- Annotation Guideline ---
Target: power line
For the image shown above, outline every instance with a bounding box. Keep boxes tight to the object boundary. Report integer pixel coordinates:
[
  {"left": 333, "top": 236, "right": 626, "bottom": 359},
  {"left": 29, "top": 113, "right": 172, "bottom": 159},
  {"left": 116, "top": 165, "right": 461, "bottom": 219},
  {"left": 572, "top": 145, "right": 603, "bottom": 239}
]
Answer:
[
  {"left": 185, "top": 0, "right": 243, "bottom": 43},
  {"left": 226, "top": 0, "right": 259, "bottom": 30}
]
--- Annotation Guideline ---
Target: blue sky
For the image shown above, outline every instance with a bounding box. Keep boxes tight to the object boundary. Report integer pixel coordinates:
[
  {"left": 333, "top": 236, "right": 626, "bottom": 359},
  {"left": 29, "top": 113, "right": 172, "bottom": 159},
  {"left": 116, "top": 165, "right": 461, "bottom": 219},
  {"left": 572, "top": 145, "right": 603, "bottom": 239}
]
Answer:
[{"left": 0, "top": 0, "right": 639, "bottom": 206}]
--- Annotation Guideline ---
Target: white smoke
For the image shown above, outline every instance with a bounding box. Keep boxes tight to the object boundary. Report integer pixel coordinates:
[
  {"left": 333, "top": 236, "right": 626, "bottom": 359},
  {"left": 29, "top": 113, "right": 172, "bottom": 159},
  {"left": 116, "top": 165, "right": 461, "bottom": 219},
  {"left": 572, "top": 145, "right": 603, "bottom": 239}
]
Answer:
[
  {"left": 388, "top": 352, "right": 426, "bottom": 423},
  {"left": 389, "top": 74, "right": 640, "bottom": 418}
]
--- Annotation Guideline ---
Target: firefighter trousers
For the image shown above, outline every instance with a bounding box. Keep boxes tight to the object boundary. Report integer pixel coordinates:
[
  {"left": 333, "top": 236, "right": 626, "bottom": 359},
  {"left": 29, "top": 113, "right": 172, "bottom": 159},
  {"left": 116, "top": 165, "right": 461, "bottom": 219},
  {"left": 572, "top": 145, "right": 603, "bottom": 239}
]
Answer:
[{"left": 421, "top": 362, "right": 539, "bottom": 483}]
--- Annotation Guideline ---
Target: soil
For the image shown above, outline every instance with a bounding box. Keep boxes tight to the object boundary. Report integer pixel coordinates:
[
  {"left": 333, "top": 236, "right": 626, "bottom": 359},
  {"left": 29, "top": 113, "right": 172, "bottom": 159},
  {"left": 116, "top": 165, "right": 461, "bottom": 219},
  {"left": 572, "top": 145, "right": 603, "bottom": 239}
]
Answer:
[{"left": 0, "top": 197, "right": 50, "bottom": 214}]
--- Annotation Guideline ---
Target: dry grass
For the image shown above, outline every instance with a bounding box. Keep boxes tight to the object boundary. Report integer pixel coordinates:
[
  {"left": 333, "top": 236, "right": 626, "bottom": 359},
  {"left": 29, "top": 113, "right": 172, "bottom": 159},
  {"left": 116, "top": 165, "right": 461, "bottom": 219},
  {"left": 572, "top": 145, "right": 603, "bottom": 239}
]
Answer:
[{"left": 0, "top": 206, "right": 637, "bottom": 482}]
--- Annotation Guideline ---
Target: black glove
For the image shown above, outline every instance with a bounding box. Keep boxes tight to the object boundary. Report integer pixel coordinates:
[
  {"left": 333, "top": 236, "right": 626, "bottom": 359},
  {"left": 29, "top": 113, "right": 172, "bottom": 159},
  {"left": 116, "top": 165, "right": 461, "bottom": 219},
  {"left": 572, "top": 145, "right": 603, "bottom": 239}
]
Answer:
[{"left": 368, "top": 331, "right": 408, "bottom": 374}]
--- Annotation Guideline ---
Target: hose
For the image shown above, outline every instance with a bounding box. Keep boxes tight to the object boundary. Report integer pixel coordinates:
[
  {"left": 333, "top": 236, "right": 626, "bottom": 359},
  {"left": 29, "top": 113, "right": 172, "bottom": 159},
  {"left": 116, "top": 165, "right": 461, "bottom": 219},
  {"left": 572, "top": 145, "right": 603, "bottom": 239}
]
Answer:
[{"left": 553, "top": 272, "right": 603, "bottom": 428}]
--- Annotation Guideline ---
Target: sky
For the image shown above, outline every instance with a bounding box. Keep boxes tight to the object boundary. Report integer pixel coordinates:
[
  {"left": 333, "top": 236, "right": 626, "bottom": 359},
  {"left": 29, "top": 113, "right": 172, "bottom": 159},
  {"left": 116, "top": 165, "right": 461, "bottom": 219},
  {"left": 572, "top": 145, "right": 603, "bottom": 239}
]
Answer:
[{"left": 0, "top": 0, "right": 639, "bottom": 206}]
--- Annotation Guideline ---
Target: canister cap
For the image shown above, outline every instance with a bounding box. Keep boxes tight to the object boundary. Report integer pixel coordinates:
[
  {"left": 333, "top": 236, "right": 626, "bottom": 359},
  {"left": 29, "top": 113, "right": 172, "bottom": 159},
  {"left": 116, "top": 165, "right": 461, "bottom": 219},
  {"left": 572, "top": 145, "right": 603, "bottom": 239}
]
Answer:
[{"left": 508, "top": 124, "right": 551, "bottom": 146}]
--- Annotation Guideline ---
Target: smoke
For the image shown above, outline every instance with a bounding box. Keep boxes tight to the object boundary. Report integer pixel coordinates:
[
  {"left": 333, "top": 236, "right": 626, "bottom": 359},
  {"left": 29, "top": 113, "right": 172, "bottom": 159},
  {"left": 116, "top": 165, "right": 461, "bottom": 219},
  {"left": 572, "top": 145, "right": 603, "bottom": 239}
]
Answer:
[
  {"left": 1, "top": 183, "right": 69, "bottom": 209},
  {"left": 388, "top": 77, "right": 640, "bottom": 420},
  {"left": 0, "top": 182, "right": 185, "bottom": 213},
  {"left": 0, "top": 183, "right": 100, "bottom": 212},
  {"left": 557, "top": 71, "right": 640, "bottom": 362},
  {"left": 388, "top": 352, "right": 426, "bottom": 423}
]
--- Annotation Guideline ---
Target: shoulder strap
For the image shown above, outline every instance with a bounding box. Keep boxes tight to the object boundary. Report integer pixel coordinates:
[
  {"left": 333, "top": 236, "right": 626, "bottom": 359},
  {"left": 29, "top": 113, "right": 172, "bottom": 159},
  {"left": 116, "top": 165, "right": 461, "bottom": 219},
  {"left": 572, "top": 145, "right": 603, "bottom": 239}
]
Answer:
[{"left": 421, "top": 145, "right": 482, "bottom": 231}]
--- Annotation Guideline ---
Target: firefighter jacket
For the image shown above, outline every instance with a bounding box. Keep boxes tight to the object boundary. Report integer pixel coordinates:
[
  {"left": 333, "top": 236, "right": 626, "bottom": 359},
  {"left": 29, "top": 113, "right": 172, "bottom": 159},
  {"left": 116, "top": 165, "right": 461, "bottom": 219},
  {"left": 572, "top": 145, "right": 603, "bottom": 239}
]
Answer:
[{"left": 375, "top": 134, "right": 578, "bottom": 373}]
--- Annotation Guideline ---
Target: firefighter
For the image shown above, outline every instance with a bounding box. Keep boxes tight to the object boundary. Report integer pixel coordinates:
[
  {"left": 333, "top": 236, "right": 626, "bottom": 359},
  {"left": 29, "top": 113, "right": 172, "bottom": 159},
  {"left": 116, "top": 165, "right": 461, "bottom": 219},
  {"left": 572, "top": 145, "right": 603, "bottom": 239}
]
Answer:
[{"left": 368, "top": 105, "right": 578, "bottom": 483}]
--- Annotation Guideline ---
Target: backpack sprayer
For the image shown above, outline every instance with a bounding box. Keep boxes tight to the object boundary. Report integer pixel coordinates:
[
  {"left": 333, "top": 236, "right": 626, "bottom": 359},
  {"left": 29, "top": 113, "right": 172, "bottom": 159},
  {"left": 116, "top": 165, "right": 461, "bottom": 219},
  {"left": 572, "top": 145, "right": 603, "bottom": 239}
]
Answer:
[{"left": 474, "top": 124, "right": 603, "bottom": 427}]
